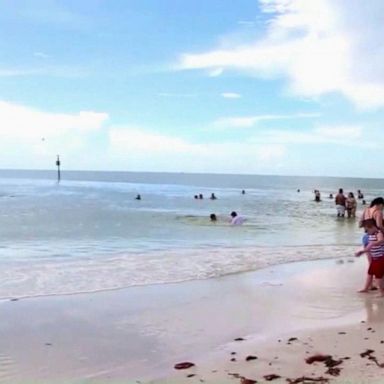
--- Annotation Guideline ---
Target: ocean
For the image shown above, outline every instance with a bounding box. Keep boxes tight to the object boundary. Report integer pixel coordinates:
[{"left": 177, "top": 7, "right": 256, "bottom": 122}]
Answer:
[{"left": 0, "top": 170, "right": 381, "bottom": 299}]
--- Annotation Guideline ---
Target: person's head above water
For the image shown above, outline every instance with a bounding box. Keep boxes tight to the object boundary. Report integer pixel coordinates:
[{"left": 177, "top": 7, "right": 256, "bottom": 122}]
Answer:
[
  {"left": 210, "top": 213, "right": 217, "bottom": 221},
  {"left": 230, "top": 211, "right": 237, "bottom": 218},
  {"left": 370, "top": 197, "right": 384, "bottom": 208}
]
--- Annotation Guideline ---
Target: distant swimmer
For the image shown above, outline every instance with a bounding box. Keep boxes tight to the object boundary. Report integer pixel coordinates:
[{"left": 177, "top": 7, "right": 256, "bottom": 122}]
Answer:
[
  {"left": 210, "top": 193, "right": 217, "bottom": 200},
  {"left": 329, "top": 193, "right": 333, "bottom": 199},
  {"left": 297, "top": 189, "right": 300, "bottom": 193},
  {"left": 199, "top": 194, "right": 204, "bottom": 199},
  {"left": 194, "top": 195, "right": 198, "bottom": 199},
  {"left": 314, "top": 190, "right": 321, "bottom": 202},
  {"left": 362, "top": 200, "right": 367, "bottom": 205},
  {"left": 357, "top": 190, "right": 364, "bottom": 199},
  {"left": 135, "top": 194, "right": 141, "bottom": 200},
  {"left": 210, "top": 213, "right": 217, "bottom": 222},
  {"left": 230, "top": 211, "right": 245, "bottom": 225},
  {"left": 241, "top": 190, "right": 246, "bottom": 195}
]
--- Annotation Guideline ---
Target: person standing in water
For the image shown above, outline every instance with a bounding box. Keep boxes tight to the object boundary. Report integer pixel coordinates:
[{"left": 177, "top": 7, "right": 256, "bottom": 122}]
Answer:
[
  {"left": 335, "top": 188, "right": 346, "bottom": 217},
  {"left": 346, "top": 192, "right": 357, "bottom": 218}
]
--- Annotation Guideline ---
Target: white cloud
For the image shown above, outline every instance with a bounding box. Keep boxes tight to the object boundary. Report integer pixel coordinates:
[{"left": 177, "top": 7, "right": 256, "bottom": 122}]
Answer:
[
  {"left": 0, "top": 101, "right": 108, "bottom": 140},
  {"left": 33, "top": 52, "right": 50, "bottom": 59},
  {"left": 109, "top": 128, "right": 206, "bottom": 155},
  {"left": 108, "top": 127, "right": 287, "bottom": 173},
  {"left": 0, "top": 101, "right": 108, "bottom": 165},
  {"left": 208, "top": 68, "right": 224, "bottom": 77},
  {"left": 221, "top": 92, "right": 242, "bottom": 99},
  {"left": 214, "top": 112, "right": 320, "bottom": 128},
  {"left": 178, "top": 0, "right": 384, "bottom": 109},
  {"left": 249, "top": 124, "right": 373, "bottom": 147}
]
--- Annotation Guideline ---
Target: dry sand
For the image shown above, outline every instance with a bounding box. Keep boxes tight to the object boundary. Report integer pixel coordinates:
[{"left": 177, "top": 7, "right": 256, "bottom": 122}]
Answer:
[{"left": 149, "top": 258, "right": 384, "bottom": 384}]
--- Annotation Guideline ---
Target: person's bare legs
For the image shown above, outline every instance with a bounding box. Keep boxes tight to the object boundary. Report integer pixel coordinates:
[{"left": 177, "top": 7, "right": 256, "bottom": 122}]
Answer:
[
  {"left": 366, "top": 255, "right": 377, "bottom": 289},
  {"left": 359, "top": 274, "right": 373, "bottom": 293}
]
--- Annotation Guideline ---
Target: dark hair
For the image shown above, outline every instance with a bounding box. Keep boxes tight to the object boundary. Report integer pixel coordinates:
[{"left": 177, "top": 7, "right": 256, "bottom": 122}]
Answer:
[
  {"left": 210, "top": 213, "right": 217, "bottom": 221},
  {"left": 230, "top": 211, "right": 237, "bottom": 217},
  {"left": 348, "top": 192, "right": 354, "bottom": 198},
  {"left": 362, "top": 218, "right": 377, "bottom": 228},
  {"left": 370, "top": 197, "right": 384, "bottom": 207},
  {"left": 339, "top": 188, "right": 343, "bottom": 194}
]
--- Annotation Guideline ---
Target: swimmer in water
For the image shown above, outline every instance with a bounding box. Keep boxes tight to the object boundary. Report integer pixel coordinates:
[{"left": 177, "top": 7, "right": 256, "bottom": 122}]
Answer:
[
  {"left": 230, "top": 211, "right": 245, "bottom": 225},
  {"left": 210, "top": 213, "right": 217, "bottom": 222}
]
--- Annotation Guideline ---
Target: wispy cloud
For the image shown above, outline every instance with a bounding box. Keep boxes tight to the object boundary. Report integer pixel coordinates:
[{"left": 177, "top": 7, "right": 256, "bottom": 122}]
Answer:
[
  {"left": 0, "top": 68, "right": 41, "bottom": 77},
  {"left": 177, "top": 0, "right": 384, "bottom": 109},
  {"left": 33, "top": 51, "right": 50, "bottom": 59},
  {"left": 214, "top": 112, "right": 320, "bottom": 128},
  {"left": 208, "top": 68, "right": 223, "bottom": 77},
  {"left": 221, "top": 92, "right": 242, "bottom": 99},
  {"left": 249, "top": 124, "right": 375, "bottom": 148},
  {"left": 158, "top": 92, "right": 196, "bottom": 98}
]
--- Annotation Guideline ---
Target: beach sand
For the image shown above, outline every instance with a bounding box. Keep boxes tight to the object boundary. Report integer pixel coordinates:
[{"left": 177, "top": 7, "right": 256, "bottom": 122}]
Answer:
[{"left": 0, "top": 257, "right": 383, "bottom": 383}]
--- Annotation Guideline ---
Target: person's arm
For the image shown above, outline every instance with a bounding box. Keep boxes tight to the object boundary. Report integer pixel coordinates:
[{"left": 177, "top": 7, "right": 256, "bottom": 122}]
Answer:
[
  {"left": 374, "top": 211, "right": 384, "bottom": 231},
  {"left": 356, "top": 231, "right": 384, "bottom": 256},
  {"left": 365, "top": 231, "right": 384, "bottom": 251}
]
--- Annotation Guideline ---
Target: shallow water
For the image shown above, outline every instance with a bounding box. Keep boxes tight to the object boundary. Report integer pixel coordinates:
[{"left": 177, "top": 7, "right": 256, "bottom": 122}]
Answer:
[{"left": 0, "top": 170, "right": 376, "bottom": 298}]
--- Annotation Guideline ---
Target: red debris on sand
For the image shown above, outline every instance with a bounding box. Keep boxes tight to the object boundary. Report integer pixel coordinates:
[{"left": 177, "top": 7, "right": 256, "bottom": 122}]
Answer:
[
  {"left": 263, "top": 374, "right": 281, "bottom": 381},
  {"left": 245, "top": 355, "right": 258, "bottom": 361},
  {"left": 326, "top": 367, "right": 341, "bottom": 376},
  {"left": 287, "top": 377, "right": 329, "bottom": 383},
  {"left": 174, "top": 362, "right": 195, "bottom": 370},
  {"left": 240, "top": 378, "right": 257, "bottom": 384},
  {"left": 305, "top": 354, "right": 342, "bottom": 368},
  {"left": 360, "top": 349, "right": 375, "bottom": 358},
  {"left": 305, "top": 355, "right": 332, "bottom": 364},
  {"left": 360, "top": 349, "right": 384, "bottom": 368}
]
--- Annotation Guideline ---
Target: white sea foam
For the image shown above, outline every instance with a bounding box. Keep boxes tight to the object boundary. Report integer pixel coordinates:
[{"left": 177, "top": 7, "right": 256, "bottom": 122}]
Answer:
[{"left": 0, "top": 244, "right": 357, "bottom": 299}]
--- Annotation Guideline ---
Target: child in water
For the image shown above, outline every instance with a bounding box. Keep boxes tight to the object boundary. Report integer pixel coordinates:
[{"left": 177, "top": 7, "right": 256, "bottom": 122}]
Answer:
[{"left": 355, "top": 219, "right": 384, "bottom": 295}]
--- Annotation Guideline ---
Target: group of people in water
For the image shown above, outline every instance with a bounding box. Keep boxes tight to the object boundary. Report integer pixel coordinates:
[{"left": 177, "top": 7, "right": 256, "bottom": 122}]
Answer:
[
  {"left": 208, "top": 190, "right": 246, "bottom": 225},
  {"left": 312, "top": 188, "right": 365, "bottom": 218},
  {"left": 194, "top": 193, "right": 217, "bottom": 200}
]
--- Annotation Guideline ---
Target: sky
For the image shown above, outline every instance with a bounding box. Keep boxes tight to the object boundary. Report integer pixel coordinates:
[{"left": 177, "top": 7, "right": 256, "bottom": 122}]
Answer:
[{"left": 0, "top": 0, "right": 384, "bottom": 177}]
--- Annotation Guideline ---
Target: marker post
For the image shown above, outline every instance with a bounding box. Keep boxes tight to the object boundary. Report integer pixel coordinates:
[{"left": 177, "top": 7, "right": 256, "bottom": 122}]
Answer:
[{"left": 56, "top": 155, "right": 61, "bottom": 183}]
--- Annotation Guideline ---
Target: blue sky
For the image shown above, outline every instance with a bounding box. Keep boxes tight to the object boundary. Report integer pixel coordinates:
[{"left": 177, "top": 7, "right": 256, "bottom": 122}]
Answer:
[{"left": 0, "top": 0, "right": 383, "bottom": 177}]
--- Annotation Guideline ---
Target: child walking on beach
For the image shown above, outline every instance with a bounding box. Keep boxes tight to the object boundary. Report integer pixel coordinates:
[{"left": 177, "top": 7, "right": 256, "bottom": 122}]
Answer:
[{"left": 355, "top": 219, "right": 384, "bottom": 295}]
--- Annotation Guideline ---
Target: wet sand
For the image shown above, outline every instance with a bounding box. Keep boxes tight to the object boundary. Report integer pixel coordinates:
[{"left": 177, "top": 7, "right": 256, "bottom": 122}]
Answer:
[{"left": 0, "top": 257, "right": 380, "bottom": 383}]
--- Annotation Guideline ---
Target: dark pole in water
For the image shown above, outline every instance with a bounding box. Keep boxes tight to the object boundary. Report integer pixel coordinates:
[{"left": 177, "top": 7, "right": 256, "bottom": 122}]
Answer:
[{"left": 56, "top": 155, "right": 61, "bottom": 183}]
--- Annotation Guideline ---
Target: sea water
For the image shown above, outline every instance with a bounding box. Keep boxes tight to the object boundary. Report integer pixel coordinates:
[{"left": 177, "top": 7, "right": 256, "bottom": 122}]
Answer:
[{"left": 0, "top": 170, "right": 381, "bottom": 299}]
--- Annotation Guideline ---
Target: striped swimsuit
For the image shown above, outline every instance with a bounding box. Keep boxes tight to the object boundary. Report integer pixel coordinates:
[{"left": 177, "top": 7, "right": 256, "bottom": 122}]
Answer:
[{"left": 368, "top": 233, "right": 384, "bottom": 259}]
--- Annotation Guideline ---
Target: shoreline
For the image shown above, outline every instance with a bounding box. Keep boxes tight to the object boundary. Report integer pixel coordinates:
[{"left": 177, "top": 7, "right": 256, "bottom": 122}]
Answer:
[
  {"left": 0, "top": 256, "right": 377, "bottom": 383},
  {"left": 0, "top": 243, "right": 358, "bottom": 301}
]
